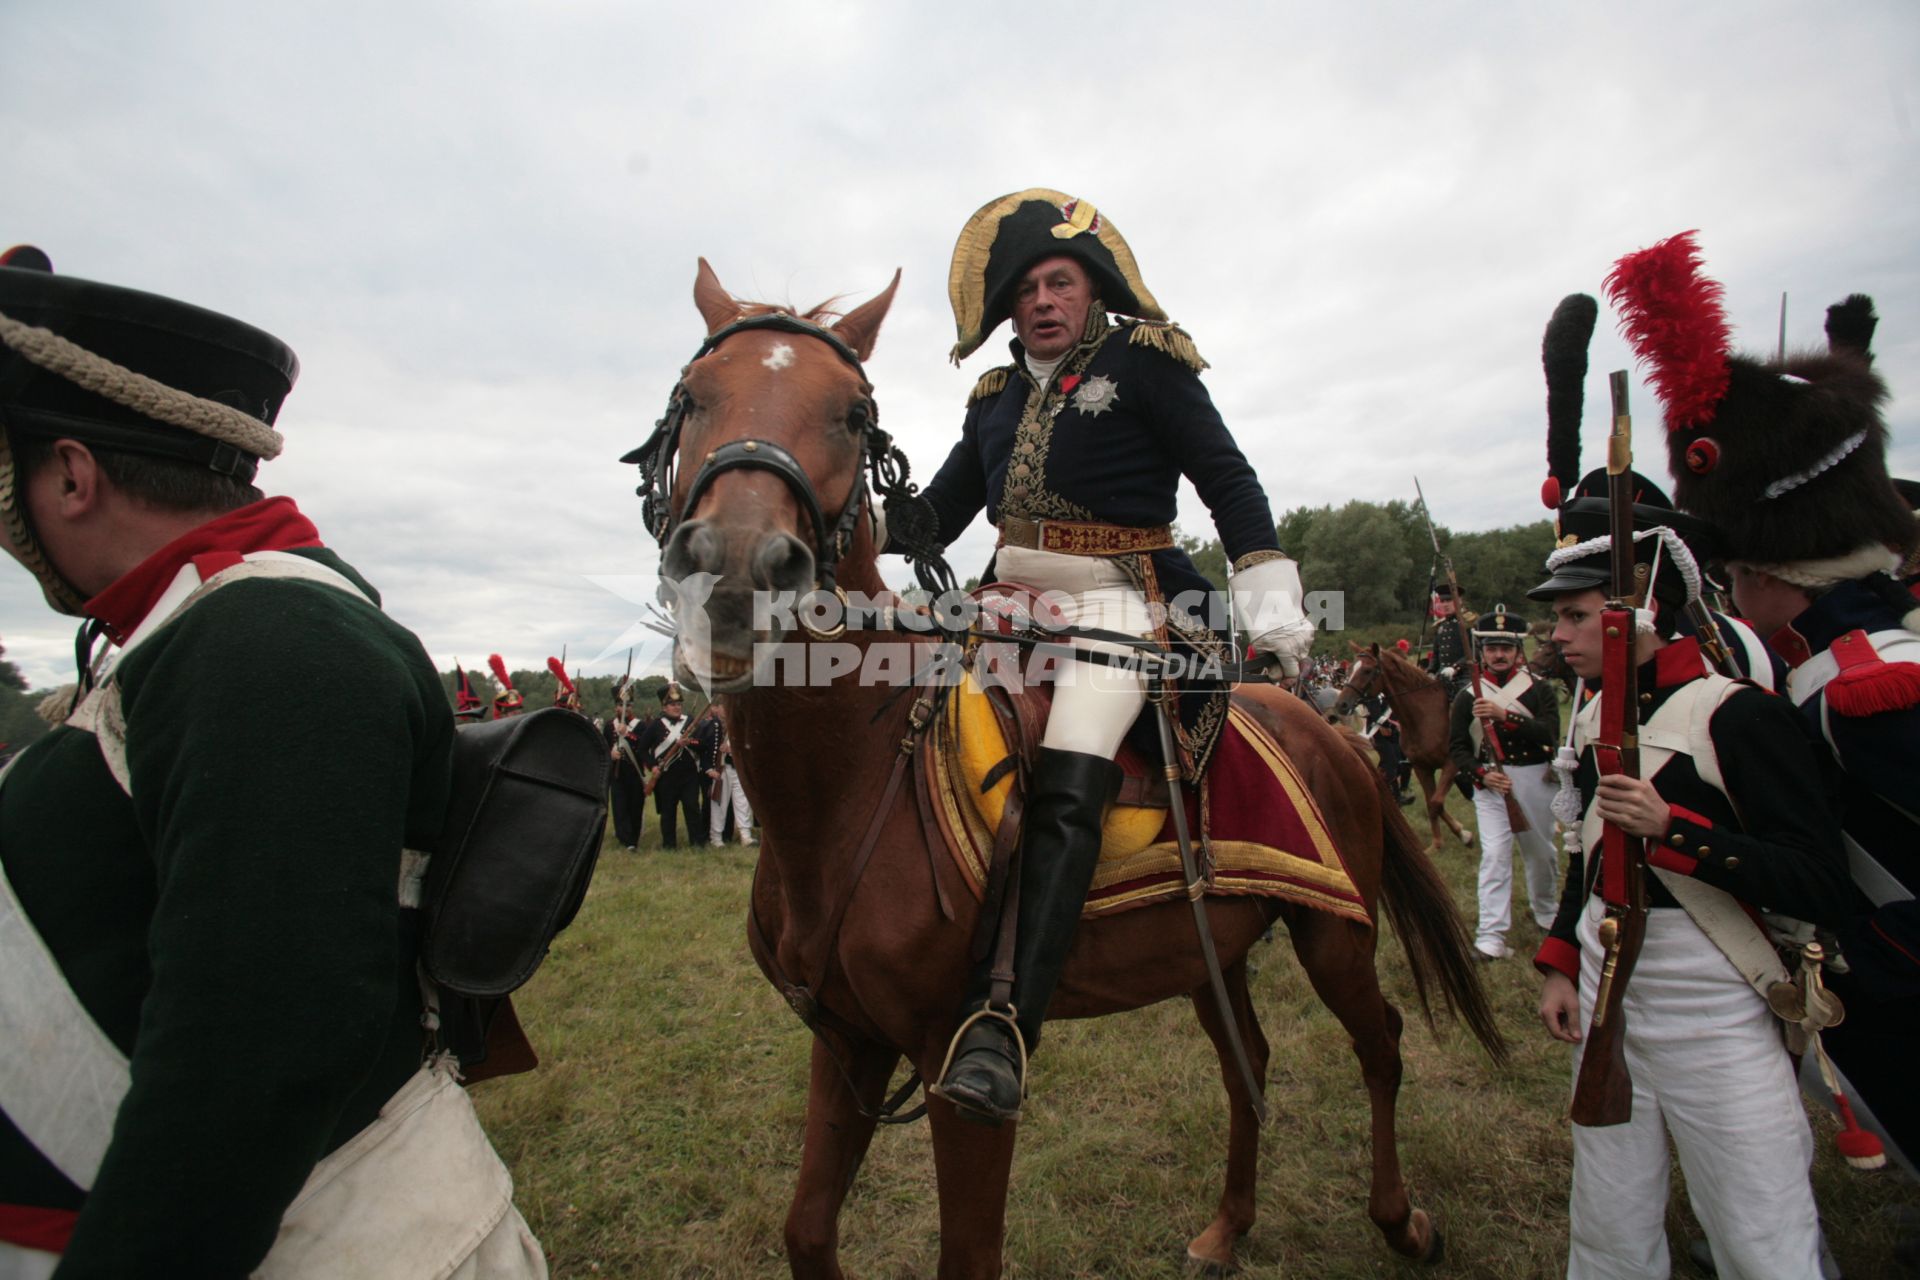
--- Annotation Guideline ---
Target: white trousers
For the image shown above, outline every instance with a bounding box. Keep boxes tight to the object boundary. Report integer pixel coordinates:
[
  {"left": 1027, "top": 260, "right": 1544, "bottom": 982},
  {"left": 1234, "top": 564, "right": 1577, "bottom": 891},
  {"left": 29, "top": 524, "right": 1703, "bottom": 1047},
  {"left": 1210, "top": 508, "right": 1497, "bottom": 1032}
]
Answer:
[
  {"left": 1470, "top": 761, "right": 1560, "bottom": 955},
  {"left": 1568, "top": 897, "right": 1821, "bottom": 1280},
  {"left": 995, "top": 546, "right": 1152, "bottom": 759},
  {"left": 0, "top": 1244, "right": 56, "bottom": 1280},
  {"left": 709, "top": 763, "right": 753, "bottom": 843}
]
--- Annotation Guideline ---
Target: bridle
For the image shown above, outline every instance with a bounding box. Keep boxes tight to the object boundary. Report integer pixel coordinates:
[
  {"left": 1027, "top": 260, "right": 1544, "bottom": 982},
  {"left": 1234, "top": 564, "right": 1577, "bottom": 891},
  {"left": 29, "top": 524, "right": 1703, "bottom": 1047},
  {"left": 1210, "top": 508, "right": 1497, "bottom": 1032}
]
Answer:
[
  {"left": 1331, "top": 653, "right": 1382, "bottom": 718},
  {"left": 625, "top": 312, "right": 935, "bottom": 631}
]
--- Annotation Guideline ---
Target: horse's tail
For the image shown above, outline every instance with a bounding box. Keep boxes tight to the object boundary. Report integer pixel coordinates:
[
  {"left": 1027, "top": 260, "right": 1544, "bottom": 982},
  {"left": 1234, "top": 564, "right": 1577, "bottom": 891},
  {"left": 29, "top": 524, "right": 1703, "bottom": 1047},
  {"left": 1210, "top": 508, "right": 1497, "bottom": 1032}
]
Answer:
[{"left": 1344, "top": 730, "right": 1509, "bottom": 1064}]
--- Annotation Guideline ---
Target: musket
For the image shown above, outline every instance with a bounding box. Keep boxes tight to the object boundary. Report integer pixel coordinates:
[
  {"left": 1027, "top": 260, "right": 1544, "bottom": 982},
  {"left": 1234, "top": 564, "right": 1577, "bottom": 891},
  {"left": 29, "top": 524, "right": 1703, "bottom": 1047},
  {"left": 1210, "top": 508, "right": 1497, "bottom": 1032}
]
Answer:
[
  {"left": 1470, "top": 659, "right": 1533, "bottom": 834},
  {"left": 1413, "top": 476, "right": 1466, "bottom": 665},
  {"left": 642, "top": 707, "right": 715, "bottom": 797},
  {"left": 1569, "top": 371, "right": 1651, "bottom": 1128}
]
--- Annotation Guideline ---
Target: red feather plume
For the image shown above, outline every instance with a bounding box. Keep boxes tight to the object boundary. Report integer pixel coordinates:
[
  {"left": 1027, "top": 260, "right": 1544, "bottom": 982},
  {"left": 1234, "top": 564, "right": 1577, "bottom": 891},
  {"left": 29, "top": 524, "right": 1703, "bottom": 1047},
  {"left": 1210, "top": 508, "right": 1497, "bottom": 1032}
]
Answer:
[
  {"left": 1602, "top": 230, "right": 1732, "bottom": 432},
  {"left": 546, "top": 656, "right": 577, "bottom": 694},
  {"left": 488, "top": 653, "right": 515, "bottom": 691}
]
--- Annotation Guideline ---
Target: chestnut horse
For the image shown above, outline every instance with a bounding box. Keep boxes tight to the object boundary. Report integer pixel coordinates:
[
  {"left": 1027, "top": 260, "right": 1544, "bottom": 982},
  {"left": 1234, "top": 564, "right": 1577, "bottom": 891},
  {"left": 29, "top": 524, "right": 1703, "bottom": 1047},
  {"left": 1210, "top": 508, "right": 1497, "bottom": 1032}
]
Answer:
[
  {"left": 643, "top": 261, "right": 1505, "bottom": 1279},
  {"left": 1329, "top": 644, "right": 1474, "bottom": 855}
]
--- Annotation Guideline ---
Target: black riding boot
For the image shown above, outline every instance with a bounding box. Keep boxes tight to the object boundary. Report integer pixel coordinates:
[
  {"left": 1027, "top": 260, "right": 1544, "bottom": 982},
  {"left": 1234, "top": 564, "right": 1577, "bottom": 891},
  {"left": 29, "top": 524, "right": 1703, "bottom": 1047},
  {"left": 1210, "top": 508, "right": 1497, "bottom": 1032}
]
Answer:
[{"left": 935, "top": 747, "right": 1122, "bottom": 1125}]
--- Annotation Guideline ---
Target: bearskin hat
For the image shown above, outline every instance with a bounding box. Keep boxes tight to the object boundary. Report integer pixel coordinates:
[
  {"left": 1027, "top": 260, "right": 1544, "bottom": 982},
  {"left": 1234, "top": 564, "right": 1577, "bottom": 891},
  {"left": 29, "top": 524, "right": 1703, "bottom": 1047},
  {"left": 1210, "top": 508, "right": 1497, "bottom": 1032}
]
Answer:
[
  {"left": 1602, "top": 233, "right": 1915, "bottom": 571},
  {"left": 947, "top": 190, "right": 1166, "bottom": 363},
  {"left": 1531, "top": 290, "right": 1721, "bottom": 613}
]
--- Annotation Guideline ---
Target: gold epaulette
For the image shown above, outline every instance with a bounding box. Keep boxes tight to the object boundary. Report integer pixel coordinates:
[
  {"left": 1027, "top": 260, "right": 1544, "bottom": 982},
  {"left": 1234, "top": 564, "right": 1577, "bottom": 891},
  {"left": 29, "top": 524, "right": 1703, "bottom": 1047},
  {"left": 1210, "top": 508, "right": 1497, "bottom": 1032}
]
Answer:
[
  {"left": 967, "top": 366, "right": 1012, "bottom": 406},
  {"left": 1126, "top": 319, "right": 1209, "bottom": 372}
]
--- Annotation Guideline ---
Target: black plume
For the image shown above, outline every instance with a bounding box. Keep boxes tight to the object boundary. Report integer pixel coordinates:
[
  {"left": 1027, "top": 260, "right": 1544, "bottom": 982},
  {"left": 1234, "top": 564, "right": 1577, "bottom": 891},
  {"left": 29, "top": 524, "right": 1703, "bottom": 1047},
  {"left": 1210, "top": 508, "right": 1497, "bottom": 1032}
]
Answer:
[
  {"left": 1826, "top": 294, "right": 1877, "bottom": 362},
  {"left": 1543, "top": 293, "right": 1599, "bottom": 503}
]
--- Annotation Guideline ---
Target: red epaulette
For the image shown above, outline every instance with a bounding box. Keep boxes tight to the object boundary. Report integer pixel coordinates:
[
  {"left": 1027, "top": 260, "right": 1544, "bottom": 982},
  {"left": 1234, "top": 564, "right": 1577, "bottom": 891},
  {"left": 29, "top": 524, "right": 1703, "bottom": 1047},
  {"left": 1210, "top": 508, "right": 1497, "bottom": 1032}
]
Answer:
[{"left": 1825, "top": 629, "right": 1920, "bottom": 717}]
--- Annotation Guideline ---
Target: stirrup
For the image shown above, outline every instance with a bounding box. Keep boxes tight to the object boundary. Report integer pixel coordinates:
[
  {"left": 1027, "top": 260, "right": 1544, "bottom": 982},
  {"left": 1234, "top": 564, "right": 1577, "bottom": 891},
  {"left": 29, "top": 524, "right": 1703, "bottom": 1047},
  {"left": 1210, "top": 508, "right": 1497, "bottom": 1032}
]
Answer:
[{"left": 929, "top": 1004, "right": 1029, "bottom": 1122}]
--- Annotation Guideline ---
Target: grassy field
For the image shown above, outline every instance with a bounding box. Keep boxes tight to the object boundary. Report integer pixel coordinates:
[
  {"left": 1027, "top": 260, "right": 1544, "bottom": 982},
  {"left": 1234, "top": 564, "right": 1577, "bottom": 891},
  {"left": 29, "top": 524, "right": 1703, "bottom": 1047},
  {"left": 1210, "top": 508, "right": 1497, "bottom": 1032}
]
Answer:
[{"left": 472, "top": 792, "right": 1920, "bottom": 1279}]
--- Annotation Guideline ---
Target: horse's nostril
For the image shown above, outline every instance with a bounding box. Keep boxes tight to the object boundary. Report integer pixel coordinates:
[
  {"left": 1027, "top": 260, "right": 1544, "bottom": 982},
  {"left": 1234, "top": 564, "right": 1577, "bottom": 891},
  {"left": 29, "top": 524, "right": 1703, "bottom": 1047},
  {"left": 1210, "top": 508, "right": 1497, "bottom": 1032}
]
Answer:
[
  {"left": 663, "top": 520, "right": 726, "bottom": 579},
  {"left": 754, "top": 533, "right": 814, "bottom": 594}
]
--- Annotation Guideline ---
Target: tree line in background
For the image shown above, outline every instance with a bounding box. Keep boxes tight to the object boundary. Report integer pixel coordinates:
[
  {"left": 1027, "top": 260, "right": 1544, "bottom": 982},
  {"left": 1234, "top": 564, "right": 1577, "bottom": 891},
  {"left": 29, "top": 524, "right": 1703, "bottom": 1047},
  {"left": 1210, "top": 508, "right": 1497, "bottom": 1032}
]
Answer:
[
  {"left": 0, "top": 641, "right": 42, "bottom": 753},
  {"left": 1175, "top": 499, "right": 1556, "bottom": 655}
]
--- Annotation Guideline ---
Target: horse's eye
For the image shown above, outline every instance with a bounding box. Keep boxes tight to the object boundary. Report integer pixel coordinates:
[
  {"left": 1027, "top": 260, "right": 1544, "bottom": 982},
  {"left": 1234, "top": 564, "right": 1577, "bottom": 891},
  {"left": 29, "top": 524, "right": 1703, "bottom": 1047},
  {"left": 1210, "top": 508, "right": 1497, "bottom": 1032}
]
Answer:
[{"left": 847, "top": 402, "right": 872, "bottom": 434}]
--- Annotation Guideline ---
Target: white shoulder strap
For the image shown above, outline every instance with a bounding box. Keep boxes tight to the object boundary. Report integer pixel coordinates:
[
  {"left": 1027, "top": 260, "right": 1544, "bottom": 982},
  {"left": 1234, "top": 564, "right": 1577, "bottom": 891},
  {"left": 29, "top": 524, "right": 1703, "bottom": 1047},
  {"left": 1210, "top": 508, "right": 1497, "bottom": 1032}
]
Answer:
[
  {"left": 0, "top": 754, "right": 131, "bottom": 1191},
  {"left": 0, "top": 555, "right": 409, "bottom": 1195},
  {"left": 70, "top": 553, "right": 375, "bottom": 797}
]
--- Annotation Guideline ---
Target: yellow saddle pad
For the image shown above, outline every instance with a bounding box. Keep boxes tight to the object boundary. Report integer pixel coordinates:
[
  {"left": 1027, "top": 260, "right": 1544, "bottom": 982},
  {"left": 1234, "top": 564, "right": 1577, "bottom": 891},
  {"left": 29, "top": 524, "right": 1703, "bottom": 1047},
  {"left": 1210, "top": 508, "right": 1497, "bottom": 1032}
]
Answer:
[{"left": 926, "top": 674, "right": 1370, "bottom": 924}]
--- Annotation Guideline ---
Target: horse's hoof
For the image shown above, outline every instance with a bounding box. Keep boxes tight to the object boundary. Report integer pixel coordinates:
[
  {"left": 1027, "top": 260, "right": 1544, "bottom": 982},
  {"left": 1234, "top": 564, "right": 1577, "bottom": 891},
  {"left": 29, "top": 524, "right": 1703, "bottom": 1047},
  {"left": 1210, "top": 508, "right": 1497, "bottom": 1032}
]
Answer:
[
  {"left": 1183, "top": 1247, "right": 1238, "bottom": 1277},
  {"left": 1409, "top": 1208, "right": 1444, "bottom": 1266}
]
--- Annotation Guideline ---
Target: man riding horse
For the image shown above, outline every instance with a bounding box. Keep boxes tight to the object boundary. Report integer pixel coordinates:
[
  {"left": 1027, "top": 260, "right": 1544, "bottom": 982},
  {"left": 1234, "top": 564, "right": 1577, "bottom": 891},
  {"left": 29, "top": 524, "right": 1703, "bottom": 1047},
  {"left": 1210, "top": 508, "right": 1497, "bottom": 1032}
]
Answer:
[{"left": 885, "top": 189, "right": 1315, "bottom": 1125}]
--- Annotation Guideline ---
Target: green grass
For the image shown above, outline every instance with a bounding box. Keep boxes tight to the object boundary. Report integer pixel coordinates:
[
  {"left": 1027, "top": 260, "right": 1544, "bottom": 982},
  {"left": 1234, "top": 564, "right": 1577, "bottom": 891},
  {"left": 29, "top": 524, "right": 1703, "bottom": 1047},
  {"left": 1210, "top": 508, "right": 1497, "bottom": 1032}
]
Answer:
[{"left": 472, "top": 795, "right": 1920, "bottom": 1278}]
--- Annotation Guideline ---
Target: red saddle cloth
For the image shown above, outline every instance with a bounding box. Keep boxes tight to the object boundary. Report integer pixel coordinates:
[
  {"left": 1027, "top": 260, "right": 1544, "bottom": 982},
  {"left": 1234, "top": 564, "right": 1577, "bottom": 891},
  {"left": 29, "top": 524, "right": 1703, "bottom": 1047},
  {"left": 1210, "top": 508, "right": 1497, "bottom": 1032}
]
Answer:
[{"left": 925, "top": 665, "right": 1371, "bottom": 925}]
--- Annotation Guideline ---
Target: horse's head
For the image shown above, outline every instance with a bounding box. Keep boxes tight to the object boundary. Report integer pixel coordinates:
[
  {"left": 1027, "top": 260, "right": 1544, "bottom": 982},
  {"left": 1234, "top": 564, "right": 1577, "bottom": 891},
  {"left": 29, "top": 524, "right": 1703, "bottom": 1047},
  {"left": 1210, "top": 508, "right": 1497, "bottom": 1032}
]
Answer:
[
  {"left": 634, "top": 259, "right": 902, "bottom": 693},
  {"left": 1328, "top": 641, "right": 1383, "bottom": 720}
]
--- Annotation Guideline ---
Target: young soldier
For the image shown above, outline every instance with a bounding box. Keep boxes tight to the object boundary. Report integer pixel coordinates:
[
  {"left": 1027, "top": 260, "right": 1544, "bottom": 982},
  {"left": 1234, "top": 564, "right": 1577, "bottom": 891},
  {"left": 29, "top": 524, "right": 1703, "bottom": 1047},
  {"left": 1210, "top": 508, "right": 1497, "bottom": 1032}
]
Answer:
[
  {"left": 1529, "top": 494, "right": 1855, "bottom": 1280},
  {"left": 1447, "top": 606, "right": 1560, "bottom": 959},
  {"left": 0, "top": 248, "right": 542, "bottom": 1276}
]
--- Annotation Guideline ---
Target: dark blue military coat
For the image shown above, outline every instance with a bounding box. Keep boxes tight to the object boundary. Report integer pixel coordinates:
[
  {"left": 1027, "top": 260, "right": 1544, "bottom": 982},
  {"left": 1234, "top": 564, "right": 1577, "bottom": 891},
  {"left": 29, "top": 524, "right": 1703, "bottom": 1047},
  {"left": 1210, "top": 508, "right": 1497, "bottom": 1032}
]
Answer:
[{"left": 920, "top": 312, "right": 1280, "bottom": 625}]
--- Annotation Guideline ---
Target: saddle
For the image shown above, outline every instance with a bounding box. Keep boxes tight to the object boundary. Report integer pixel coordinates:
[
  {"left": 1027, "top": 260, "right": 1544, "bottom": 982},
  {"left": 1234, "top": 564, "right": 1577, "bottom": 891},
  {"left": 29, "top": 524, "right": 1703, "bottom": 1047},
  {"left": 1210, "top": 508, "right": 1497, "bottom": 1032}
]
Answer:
[{"left": 922, "top": 648, "right": 1370, "bottom": 927}]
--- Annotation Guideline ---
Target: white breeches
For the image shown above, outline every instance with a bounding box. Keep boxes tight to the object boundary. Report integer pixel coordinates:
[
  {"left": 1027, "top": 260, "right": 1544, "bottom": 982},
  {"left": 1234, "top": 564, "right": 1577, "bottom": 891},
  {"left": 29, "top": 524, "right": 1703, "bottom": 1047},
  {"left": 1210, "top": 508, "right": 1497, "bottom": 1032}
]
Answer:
[
  {"left": 996, "top": 546, "right": 1152, "bottom": 759},
  {"left": 1567, "top": 896, "right": 1820, "bottom": 1280},
  {"left": 1469, "top": 762, "right": 1560, "bottom": 954},
  {"left": 709, "top": 764, "right": 753, "bottom": 841}
]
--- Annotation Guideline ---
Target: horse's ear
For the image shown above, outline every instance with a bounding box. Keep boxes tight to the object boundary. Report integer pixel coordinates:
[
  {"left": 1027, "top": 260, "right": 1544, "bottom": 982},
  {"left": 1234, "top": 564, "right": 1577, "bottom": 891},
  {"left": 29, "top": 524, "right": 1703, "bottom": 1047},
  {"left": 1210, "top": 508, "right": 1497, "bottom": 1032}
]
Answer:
[
  {"left": 1348, "top": 640, "right": 1364, "bottom": 654},
  {"left": 1370, "top": 642, "right": 1382, "bottom": 657},
  {"left": 833, "top": 269, "right": 902, "bottom": 362},
  {"left": 694, "top": 257, "right": 740, "bottom": 335}
]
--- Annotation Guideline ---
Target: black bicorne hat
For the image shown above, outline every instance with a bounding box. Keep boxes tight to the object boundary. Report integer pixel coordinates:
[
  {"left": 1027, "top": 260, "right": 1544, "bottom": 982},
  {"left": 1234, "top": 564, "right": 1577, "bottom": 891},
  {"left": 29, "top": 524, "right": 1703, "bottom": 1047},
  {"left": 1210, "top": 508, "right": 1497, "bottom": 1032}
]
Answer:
[
  {"left": 0, "top": 246, "right": 298, "bottom": 476},
  {"left": 947, "top": 190, "right": 1166, "bottom": 363}
]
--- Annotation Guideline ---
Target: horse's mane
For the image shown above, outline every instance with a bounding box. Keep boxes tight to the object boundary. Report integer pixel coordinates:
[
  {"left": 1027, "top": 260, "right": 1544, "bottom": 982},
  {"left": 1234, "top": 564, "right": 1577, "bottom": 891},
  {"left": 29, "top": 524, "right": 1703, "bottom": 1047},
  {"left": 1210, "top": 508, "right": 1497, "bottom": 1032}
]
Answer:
[{"left": 736, "top": 300, "right": 846, "bottom": 326}]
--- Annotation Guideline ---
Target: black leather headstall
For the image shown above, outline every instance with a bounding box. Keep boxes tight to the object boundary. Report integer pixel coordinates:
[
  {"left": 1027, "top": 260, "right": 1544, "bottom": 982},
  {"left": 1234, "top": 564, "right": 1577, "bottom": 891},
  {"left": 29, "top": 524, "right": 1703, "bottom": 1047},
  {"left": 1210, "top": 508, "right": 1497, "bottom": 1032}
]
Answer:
[{"left": 624, "top": 312, "right": 930, "bottom": 599}]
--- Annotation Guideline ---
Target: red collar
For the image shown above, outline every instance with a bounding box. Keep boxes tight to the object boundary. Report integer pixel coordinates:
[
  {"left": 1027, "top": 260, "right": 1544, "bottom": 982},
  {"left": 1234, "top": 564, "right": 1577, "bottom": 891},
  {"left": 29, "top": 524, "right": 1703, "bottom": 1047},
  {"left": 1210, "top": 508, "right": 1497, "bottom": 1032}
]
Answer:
[
  {"left": 85, "top": 497, "right": 323, "bottom": 644},
  {"left": 1652, "top": 636, "right": 1709, "bottom": 689},
  {"left": 1482, "top": 664, "right": 1519, "bottom": 687}
]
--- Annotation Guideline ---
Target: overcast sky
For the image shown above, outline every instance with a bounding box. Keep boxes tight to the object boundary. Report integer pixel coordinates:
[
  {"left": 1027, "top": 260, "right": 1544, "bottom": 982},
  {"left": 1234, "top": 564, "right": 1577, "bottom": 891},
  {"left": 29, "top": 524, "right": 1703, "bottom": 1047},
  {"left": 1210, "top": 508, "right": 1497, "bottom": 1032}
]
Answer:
[{"left": 3, "top": 1, "right": 1916, "bottom": 689}]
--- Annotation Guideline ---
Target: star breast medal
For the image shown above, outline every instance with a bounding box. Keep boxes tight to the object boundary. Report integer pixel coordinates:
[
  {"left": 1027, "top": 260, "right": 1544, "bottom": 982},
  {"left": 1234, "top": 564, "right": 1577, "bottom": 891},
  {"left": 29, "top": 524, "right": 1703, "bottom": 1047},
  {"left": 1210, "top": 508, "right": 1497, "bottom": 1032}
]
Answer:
[{"left": 1071, "top": 374, "right": 1119, "bottom": 417}]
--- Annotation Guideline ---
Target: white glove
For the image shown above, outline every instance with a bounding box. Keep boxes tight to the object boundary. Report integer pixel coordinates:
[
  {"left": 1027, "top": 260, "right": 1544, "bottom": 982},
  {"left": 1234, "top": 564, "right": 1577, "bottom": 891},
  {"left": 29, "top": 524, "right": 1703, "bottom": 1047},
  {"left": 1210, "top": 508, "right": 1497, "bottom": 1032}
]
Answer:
[
  {"left": 1440, "top": 666, "right": 1456, "bottom": 680},
  {"left": 1232, "top": 557, "right": 1315, "bottom": 676}
]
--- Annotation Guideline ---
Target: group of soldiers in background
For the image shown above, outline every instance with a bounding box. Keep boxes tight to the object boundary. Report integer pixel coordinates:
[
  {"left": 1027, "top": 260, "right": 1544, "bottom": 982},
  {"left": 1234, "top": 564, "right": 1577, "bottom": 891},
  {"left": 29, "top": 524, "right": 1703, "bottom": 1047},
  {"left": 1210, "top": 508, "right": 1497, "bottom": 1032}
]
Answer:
[
  {"left": 599, "top": 680, "right": 753, "bottom": 851},
  {"left": 448, "top": 655, "right": 757, "bottom": 853}
]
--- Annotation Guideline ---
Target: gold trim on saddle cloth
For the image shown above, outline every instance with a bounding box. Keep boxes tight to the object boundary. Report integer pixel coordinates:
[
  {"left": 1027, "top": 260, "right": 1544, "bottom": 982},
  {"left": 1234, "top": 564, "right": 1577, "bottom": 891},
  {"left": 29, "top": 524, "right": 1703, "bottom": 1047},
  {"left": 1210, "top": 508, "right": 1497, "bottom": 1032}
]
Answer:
[
  {"left": 996, "top": 516, "right": 1175, "bottom": 557},
  {"left": 925, "top": 686, "right": 1368, "bottom": 925}
]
